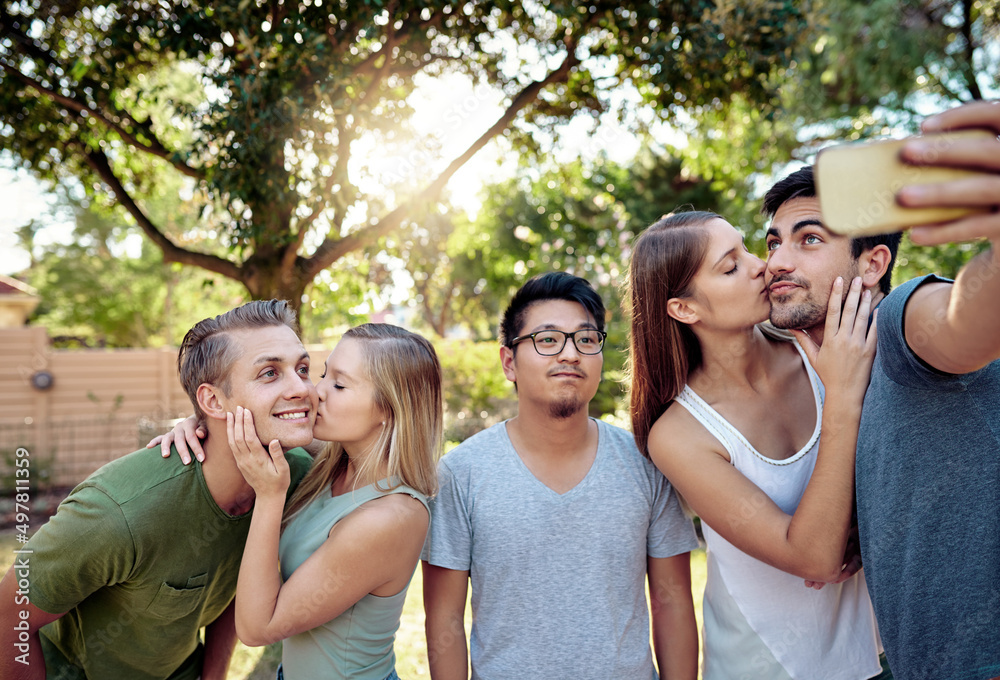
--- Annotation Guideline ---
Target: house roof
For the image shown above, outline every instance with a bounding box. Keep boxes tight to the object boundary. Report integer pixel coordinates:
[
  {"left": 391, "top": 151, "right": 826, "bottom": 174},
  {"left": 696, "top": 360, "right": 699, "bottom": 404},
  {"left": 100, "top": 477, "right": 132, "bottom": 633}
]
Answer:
[{"left": 0, "top": 274, "right": 38, "bottom": 297}]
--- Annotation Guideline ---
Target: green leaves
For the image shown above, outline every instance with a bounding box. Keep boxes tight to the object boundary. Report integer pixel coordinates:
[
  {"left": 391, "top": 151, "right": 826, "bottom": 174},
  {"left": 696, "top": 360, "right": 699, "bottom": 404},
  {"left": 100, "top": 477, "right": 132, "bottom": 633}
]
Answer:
[
  {"left": 1, "top": 1, "right": 804, "bottom": 309},
  {"left": 13, "top": 0, "right": 964, "bottom": 326}
]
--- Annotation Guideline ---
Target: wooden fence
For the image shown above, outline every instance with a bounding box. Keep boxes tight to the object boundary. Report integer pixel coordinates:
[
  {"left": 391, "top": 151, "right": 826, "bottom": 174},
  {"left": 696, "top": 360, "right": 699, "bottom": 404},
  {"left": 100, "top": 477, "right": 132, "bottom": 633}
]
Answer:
[{"left": 0, "top": 327, "right": 192, "bottom": 487}]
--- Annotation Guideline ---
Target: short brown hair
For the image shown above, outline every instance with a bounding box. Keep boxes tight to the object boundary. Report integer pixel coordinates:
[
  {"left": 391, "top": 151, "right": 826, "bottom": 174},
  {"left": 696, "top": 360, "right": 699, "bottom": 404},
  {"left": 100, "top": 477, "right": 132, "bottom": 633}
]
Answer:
[
  {"left": 178, "top": 300, "right": 299, "bottom": 418},
  {"left": 761, "top": 165, "right": 902, "bottom": 295}
]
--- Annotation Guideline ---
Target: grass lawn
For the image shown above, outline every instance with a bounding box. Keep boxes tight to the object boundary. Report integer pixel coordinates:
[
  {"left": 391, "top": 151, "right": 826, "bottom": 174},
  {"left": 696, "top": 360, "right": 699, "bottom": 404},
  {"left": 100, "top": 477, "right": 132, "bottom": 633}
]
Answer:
[{"left": 1, "top": 532, "right": 708, "bottom": 678}]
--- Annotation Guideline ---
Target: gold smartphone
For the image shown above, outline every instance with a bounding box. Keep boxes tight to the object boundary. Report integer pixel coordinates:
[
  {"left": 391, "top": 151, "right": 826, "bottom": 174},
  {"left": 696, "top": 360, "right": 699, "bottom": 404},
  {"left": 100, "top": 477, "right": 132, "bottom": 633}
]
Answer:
[{"left": 815, "top": 129, "right": 995, "bottom": 236}]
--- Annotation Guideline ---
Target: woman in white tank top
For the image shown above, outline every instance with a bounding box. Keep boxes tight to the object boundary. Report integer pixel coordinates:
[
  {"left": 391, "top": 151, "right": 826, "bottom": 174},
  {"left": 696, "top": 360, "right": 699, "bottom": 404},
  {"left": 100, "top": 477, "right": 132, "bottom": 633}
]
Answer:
[{"left": 626, "top": 211, "right": 888, "bottom": 679}]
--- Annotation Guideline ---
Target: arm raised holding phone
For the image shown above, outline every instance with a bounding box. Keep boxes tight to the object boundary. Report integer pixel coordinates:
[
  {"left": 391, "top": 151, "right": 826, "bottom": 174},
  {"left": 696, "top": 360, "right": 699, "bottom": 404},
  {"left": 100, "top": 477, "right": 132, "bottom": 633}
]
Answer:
[
  {"left": 898, "top": 99, "right": 1000, "bottom": 245},
  {"left": 846, "top": 99, "right": 1000, "bottom": 680},
  {"left": 895, "top": 99, "right": 1000, "bottom": 374}
]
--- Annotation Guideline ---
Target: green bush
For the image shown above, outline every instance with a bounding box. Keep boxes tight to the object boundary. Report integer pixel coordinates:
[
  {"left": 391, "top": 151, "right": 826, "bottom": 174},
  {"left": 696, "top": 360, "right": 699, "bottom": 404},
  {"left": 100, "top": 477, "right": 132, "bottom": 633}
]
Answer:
[{"left": 434, "top": 339, "right": 518, "bottom": 445}]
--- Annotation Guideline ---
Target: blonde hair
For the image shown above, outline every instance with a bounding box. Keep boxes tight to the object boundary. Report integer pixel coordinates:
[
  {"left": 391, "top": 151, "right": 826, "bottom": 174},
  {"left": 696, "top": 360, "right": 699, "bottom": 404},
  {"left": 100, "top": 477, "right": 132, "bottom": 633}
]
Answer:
[{"left": 282, "top": 323, "right": 442, "bottom": 528}]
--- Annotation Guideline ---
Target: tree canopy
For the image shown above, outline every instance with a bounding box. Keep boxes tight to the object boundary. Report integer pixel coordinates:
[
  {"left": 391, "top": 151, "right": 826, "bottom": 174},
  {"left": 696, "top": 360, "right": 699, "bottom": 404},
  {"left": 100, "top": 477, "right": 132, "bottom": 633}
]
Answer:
[
  {"left": 18, "top": 178, "right": 246, "bottom": 347},
  {"left": 4, "top": 0, "right": 997, "bottom": 350},
  {"left": 1, "top": 0, "right": 807, "bottom": 312}
]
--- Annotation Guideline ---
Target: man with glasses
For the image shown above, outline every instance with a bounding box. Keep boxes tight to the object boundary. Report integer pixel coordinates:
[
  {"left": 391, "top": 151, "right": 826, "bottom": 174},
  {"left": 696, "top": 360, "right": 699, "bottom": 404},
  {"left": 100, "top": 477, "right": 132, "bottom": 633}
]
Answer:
[{"left": 421, "top": 272, "right": 699, "bottom": 680}]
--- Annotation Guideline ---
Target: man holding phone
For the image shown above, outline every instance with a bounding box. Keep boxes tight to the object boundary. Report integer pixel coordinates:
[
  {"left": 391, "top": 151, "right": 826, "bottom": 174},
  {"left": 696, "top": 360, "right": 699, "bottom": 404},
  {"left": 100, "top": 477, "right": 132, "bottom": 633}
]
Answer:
[{"left": 761, "top": 100, "right": 1000, "bottom": 680}]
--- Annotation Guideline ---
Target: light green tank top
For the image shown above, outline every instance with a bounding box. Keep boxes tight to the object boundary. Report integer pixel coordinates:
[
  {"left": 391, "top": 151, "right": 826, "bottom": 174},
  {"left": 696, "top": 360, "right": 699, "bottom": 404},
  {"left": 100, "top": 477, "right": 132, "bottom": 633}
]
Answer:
[{"left": 277, "top": 478, "right": 429, "bottom": 679}]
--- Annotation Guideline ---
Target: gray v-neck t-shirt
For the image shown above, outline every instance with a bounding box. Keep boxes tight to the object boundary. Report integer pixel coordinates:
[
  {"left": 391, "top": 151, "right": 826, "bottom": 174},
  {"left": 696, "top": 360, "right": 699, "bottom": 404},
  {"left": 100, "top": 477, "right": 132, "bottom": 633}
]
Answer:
[{"left": 422, "top": 419, "right": 698, "bottom": 680}]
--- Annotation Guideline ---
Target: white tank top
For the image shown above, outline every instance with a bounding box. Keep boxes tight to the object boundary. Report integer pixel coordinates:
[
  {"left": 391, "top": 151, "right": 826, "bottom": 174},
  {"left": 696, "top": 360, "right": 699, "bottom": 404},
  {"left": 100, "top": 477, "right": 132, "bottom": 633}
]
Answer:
[{"left": 675, "top": 337, "right": 883, "bottom": 680}]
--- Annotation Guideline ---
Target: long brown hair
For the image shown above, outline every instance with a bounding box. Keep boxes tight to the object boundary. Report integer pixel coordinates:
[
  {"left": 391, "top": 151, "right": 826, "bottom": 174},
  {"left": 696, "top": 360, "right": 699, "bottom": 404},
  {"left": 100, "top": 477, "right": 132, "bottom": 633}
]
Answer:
[
  {"left": 626, "top": 211, "right": 717, "bottom": 457},
  {"left": 282, "top": 323, "right": 442, "bottom": 528}
]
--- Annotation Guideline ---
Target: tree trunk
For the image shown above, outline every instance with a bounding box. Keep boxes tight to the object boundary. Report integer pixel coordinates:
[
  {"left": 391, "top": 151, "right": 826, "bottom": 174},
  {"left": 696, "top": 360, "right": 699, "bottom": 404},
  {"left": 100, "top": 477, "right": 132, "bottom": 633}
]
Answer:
[{"left": 242, "top": 255, "right": 311, "bottom": 322}]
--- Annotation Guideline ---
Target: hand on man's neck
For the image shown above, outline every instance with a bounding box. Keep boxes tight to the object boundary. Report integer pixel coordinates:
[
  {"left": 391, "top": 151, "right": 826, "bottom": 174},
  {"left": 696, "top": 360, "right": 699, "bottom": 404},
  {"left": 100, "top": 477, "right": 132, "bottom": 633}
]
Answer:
[{"left": 200, "top": 430, "right": 258, "bottom": 516}]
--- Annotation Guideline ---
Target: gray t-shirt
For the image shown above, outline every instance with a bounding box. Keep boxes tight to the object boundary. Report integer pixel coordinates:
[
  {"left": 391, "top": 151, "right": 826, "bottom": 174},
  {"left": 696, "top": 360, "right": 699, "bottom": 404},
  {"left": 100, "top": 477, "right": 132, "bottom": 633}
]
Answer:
[
  {"left": 421, "top": 419, "right": 698, "bottom": 680},
  {"left": 857, "top": 274, "right": 1000, "bottom": 680}
]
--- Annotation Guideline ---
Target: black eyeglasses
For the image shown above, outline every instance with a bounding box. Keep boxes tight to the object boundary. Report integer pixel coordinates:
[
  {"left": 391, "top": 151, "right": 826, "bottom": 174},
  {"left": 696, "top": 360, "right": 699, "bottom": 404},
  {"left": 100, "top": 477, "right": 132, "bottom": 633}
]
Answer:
[{"left": 510, "top": 329, "right": 607, "bottom": 356}]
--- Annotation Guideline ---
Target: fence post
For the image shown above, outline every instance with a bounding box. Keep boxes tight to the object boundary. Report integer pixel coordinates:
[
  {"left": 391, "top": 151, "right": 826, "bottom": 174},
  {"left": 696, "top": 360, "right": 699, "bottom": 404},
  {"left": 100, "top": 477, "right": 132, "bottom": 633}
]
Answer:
[
  {"left": 159, "top": 347, "right": 175, "bottom": 418},
  {"left": 29, "top": 327, "right": 51, "bottom": 467}
]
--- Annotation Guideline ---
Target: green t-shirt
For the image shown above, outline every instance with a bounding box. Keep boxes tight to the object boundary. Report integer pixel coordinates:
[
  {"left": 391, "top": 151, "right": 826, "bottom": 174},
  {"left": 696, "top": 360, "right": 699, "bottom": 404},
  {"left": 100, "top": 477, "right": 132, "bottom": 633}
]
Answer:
[{"left": 26, "top": 445, "right": 312, "bottom": 680}]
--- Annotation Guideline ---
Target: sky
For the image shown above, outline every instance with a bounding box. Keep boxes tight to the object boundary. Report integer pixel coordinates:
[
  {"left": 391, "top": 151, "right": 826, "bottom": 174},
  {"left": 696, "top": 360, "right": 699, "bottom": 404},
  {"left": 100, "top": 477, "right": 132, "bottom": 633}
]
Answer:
[{"left": 0, "top": 166, "right": 65, "bottom": 274}]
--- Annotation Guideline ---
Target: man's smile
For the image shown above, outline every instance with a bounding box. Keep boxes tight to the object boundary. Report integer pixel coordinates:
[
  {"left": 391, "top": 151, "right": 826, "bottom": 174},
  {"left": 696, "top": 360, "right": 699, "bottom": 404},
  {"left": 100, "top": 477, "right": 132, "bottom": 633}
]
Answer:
[{"left": 273, "top": 409, "right": 311, "bottom": 421}]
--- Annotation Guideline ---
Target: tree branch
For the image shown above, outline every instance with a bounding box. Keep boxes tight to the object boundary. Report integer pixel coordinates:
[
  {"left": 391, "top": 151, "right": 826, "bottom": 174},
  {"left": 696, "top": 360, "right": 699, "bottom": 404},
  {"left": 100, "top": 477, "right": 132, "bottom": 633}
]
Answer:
[
  {"left": 355, "top": 1, "right": 400, "bottom": 112},
  {"left": 959, "top": 0, "right": 983, "bottom": 101},
  {"left": 417, "top": 278, "right": 448, "bottom": 337},
  {"left": 326, "top": 18, "right": 364, "bottom": 60},
  {"left": 300, "top": 121, "right": 356, "bottom": 236},
  {"left": 433, "top": 283, "right": 455, "bottom": 337},
  {"left": 304, "top": 37, "right": 583, "bottom": 279},
  {"left": 2, "top": 8, "right": 175, "bottom": 149},
  {"left": 80, "top": 144, "right": 242, "bottom": 280},
  {"left": 281, "top": 223, "right": 310, "bottom": 273},
  {"left": 0, "top": 6, "right": 61, "bottom": 71},
  {"left": 1, "top": 63, "right": 203, "bottom": 180}
]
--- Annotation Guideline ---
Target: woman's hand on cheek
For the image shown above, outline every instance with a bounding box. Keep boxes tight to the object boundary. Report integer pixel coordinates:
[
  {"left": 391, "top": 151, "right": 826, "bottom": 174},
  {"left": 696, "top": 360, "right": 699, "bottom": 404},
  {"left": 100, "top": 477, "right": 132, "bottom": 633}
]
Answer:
[
  {"left": 793, "top": 276, "right": 878, "bottom": 401},
  {"left": 227, "top": 405, "right": 290, "bottom": 498}
]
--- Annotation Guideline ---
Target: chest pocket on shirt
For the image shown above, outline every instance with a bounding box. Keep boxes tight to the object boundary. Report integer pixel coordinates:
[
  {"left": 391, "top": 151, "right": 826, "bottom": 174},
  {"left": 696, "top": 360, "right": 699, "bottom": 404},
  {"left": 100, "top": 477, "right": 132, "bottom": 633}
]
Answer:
[{"left": 145, "top": 574, "right": 207, "bottom": 620}]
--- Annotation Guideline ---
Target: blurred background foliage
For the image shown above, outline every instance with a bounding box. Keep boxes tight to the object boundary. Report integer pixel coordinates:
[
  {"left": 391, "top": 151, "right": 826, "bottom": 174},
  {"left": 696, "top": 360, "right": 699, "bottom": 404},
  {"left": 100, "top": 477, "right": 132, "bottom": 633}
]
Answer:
[{"left": 2, "top": 0, "right": 998, "bottom": 434}]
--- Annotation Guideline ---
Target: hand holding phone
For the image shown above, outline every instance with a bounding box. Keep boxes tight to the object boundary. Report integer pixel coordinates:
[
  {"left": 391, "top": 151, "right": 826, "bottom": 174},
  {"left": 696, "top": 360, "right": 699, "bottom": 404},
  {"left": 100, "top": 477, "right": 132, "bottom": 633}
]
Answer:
[
  {"left": 815, "top": 129, "right": 996, "bottom": 237},
  {"left": 898, "top": 100, "right": 1000, "bottom": 246}
]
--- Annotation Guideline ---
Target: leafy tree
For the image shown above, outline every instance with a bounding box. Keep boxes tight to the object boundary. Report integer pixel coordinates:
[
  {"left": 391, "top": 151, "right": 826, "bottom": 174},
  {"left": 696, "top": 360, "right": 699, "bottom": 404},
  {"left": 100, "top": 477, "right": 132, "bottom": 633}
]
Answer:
[
  {"left": 373, "top": 205, "right": 497, "bottom": 339},
  {"left": 27, "top": 232, "right": 248, "bottom": 350},
  {"left": 391, "top": 149, "right": 722, "bottom": 339},
  {"left": 297, "top": 257, "right": 384, "bottom": 344},
  {"left": 20, "top": 184, "right": 247, "bottom": 348},
  {"left": 435, "top": 337, "right": 516, "bottom": 443},
  {"left": 892, "top": 234, "right": 992, "bottom": 285},
  {"left": 0, "top": 1, "right": 807, "bottom": 316},
  {"left": 796, "top": 0, "right": 997, "bottom": 122},
  {"left": 384, "top": 149, "right": 727, "bottom": 417},
  {"left": 30, "top": 243, "right": 169, "bottom": 348},
  {"left": 677, "top": 0, "right": 997, "bottom": 259},
  {"left": 777, "top": 0, "right": 999, "bottom": 277}
]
